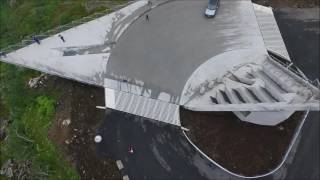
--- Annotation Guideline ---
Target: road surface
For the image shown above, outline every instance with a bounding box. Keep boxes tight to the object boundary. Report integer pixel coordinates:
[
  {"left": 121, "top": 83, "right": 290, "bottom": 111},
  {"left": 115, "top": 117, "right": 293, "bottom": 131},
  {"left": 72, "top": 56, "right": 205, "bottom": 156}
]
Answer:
[{"left": 95, "top": 6, "right": 319, "bottom": 180}]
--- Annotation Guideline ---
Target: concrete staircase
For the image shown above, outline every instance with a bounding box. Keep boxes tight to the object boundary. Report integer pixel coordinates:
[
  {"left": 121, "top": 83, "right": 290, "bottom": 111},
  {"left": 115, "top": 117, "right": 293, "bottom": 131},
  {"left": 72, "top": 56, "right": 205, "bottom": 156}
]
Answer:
[
  {"left": 209, "top": 57, "right": 319, "bottom": 114},
  {"left": 105, "top": 88, "right": 181, "bottom": 126}
]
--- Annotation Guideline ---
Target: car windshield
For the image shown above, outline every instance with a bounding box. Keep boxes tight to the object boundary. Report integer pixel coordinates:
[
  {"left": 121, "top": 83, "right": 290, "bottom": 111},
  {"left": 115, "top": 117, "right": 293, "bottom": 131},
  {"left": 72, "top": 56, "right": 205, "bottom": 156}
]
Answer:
[{"left": 208, "top": 0, "right": 218, "bottom": 10}]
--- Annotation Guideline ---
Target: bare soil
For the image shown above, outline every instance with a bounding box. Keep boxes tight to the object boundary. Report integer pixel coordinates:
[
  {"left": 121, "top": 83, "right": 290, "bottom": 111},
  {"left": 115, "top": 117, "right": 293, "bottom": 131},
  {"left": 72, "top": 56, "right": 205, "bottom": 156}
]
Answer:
[
  {"left": 46, "top": 76, "right": 121, "bottom": 180},
  {"left": 180, "top": 109, "right": 304, "bottom": 176},
  {"left": 252, "top": 0, "right": 319, "bottom": 8}
]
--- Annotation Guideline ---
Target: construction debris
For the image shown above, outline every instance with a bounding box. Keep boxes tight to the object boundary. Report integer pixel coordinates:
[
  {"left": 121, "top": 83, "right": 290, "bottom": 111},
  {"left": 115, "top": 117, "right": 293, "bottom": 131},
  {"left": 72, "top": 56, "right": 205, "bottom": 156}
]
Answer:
[
  {"left": 0, "top": 159, "right": 32, "bottom": 180},
  {"left": 27, "top": 74, "right": 47, "bottom": 88}
]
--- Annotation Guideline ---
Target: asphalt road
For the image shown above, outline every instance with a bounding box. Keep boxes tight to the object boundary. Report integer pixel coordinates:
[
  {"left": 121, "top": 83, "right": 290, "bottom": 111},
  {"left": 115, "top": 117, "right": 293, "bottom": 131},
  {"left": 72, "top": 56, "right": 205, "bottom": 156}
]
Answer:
[
  {"left": 95, "top": 6, "right": 319, "bottom": 180},
  {"left": 96, "top": 110, "right": 235, "bottom": 180},
  {"left": 273, "top": 8, "right": 319, "bottom": 180}
]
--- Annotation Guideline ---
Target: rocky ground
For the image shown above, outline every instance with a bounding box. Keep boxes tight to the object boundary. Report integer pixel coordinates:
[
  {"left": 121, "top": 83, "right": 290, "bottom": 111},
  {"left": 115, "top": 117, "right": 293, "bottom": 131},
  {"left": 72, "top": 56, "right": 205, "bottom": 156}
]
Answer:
[{"left": 46, "top": 76, "right": 121, "bottom": 180}]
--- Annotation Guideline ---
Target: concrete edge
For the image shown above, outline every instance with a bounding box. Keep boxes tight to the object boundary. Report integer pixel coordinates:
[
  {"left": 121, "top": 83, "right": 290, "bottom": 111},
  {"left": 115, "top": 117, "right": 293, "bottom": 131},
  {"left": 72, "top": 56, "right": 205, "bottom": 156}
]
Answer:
[
  {"left": 182, "top": 110, "right": 309, "bottom": 179},
  {"left": 0, "top": 60, "right": 102, "bottom": 87}
]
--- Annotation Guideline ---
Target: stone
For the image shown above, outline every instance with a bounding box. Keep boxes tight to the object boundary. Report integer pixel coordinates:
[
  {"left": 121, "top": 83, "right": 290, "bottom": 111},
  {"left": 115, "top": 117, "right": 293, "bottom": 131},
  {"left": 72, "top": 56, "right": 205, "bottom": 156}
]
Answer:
[
  {"left": 94, "top": 135, "right": 102, "bottom": 143},
  {"left": 62, "top": 119, "right": 71, "bottom": 126}
]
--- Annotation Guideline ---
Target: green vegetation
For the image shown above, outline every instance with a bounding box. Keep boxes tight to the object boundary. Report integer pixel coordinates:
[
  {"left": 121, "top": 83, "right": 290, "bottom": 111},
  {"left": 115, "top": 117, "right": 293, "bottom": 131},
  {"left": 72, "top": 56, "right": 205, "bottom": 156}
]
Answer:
[
  {"left": 0, "top": 0, "right": 125, "bottom": 179},
  {"left": 0, "top": 62, "right": 79, "bottom": 179},
  {"left": 0, "top": 0, "right": 126, "bottom": 48}
]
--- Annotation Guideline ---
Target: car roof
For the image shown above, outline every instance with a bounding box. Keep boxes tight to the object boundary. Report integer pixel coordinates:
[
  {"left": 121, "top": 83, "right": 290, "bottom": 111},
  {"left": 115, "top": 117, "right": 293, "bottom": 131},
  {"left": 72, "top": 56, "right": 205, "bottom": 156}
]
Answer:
[{"left": 209, "top": 0, "right": 218, "bottom": 5}]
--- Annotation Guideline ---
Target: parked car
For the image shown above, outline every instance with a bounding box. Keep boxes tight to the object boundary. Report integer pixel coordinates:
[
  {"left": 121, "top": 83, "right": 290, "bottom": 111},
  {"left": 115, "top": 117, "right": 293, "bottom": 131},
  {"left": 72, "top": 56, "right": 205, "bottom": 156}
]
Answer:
[{"left": 204, "top": 0, "right": 220, "bottom": 18}]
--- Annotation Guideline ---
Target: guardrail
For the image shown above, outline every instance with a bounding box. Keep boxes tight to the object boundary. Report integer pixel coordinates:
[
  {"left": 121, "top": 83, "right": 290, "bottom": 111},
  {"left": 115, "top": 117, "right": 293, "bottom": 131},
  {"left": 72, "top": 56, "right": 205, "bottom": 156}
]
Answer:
[
  {"left": 0, "top": 1, "right": 133, "bottom": 55},
  {"left": 267, "top": 50, "right": 320, "bottom": 88}
]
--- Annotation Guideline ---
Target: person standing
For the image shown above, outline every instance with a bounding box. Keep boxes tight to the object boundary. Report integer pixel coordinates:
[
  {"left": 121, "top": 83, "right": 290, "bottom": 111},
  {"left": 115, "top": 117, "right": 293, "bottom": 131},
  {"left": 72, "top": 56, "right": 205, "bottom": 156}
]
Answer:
[
  {"left": 128, "top": 145, "right": 134, "bottom": 154},
  {"left": 32, "top": 36, "right": 40, "bottom": 45},
  {"left": 0, "top": 51, "right": 6, "bottom": 57},
  {"left": 58, "top": 34, "right": 65, "bottom": 42},
  {"left": 146, "top": 14, "right": 149, "bottom": 21}
]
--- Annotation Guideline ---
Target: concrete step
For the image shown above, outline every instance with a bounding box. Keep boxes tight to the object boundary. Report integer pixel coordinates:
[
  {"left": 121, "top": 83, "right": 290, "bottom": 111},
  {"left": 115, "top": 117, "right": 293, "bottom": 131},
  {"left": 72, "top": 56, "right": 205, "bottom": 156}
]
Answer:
[
  {"left": 224, "top": 87, "right": 251, "bottom": 117},
  {"left": 264, "top": 83, "right": 286, "bottom": 102},
  {"left": 235, "top": 87, "right": 259, "bottom": 103},
  {"left": 216, "top": 90, "right": 230, "bottom": 104},
  {"left": 262, "top": 62, "right": 297, "bottom": 93},
  {"left": 252, "top": 70, "right": 287, "bottom": 94},
  {"left": 248, "top": 86, "right": 276, "bottom": 103},
  {"left": 231, "top": 74, "right": 255, "bottom": 85},
  {"left": 224, "top": 87, "right": 244, "bottom": 104}
]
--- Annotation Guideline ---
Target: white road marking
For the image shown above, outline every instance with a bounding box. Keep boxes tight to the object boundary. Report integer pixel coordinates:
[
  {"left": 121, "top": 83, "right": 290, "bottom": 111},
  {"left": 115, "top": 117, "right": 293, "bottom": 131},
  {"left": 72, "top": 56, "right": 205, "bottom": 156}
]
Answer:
[
  {"left": 116, "top": 160, "right": 124, "bottom": 170},
  {"left": 96, "top": 106, "right": 106, "bottom": 109},
  {"left": 181, "top": 126, "right": 190, "bottom": 131},
  {"left": 123, "top": 175, "right": 130, "bottom": 180}
]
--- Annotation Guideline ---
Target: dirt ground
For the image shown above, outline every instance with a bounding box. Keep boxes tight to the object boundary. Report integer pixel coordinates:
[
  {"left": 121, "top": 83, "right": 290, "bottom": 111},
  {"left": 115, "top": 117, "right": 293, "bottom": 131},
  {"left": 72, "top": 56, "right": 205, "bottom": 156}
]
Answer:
[
  {"left": 181, "top": 109, "right": 304, "bottom": 176},
  {"left": 252, "top": 0, "right": 319, "bottom": 8},
  {"left": 46, "top": 76, "right": 120, "bottom": 180}
]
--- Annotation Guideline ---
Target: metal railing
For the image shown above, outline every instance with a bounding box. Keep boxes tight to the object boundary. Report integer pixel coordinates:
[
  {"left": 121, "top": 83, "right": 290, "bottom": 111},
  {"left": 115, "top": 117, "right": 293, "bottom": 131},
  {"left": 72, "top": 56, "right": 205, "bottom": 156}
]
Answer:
[
  {"left": 0, "top": 1, "right": 133, "bottom": 55},
  {"left": 267, "top": 50, "right": 319, "bottom": 87}
]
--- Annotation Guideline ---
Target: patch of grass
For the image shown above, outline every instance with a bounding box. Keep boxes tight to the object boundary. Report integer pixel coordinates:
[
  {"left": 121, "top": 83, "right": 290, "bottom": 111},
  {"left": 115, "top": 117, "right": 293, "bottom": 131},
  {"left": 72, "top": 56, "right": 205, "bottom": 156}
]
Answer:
[
  {"left": 0, "top": 0, "right": 124, "bottom": 49},
  {"left": 1, "top": 95, "right": 79, "bottom": 179}
]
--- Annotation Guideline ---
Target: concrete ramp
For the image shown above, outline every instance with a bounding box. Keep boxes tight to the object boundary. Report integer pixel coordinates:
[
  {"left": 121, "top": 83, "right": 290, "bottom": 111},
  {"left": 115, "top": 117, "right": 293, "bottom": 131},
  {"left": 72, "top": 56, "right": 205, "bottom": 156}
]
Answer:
[
  {"left": 253, "top": 4, "right": 291, "bottom": 60},
  {"left": 0, "top": 1, "right": 148, "bottom": 86}
]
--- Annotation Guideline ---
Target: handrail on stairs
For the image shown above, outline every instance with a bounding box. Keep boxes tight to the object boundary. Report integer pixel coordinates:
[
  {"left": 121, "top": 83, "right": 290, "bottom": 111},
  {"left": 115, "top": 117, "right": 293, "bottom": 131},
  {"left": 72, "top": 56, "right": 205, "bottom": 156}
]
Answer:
[{"left": 267, "top": 50, "right": 319, "bottom": 89}]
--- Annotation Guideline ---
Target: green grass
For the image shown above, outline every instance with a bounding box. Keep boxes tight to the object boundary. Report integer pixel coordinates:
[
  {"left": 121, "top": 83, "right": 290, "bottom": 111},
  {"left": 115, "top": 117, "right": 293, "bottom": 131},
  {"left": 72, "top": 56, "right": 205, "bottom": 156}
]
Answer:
[
  {"left": 0, "top": 63, "right": 79, "bottom": 179},
  {"left": 1, "top": 0, "right": 91, "bottom": 48},
  {"left": 0, "top": 0, "right": 127, "bottom": 49},
  {"left": 0, "top": 0, "right": 126, "bottom": 179}
]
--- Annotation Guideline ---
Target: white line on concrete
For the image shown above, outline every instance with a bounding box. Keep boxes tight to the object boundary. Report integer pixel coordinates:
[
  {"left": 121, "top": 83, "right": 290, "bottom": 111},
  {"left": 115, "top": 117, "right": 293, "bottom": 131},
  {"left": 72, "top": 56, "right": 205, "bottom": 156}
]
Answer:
[
  {"left": 96, "top": 106, "right": 106, "bottom": 109},
  {"left": 181, "top": 126, "right": 190, "bottom": 131},
  {"left": 116, "top": 160, "right": 124, "bottom": 170},
  {"left": 123, "top": 175, "right": 130, "bottom": 180}
]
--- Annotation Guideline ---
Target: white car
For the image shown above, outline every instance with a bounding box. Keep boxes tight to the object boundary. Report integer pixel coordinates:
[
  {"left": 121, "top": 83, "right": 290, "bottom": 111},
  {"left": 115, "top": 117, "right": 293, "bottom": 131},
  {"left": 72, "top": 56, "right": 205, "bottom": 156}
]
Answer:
[{"left": 204, "top": 0, "right": 220, "bottom": 18}]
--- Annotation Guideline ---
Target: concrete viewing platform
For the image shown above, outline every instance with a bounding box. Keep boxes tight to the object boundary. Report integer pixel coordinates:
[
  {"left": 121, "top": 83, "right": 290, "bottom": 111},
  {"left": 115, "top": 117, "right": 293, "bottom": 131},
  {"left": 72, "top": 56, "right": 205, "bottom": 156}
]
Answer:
[
  {"left": 1, "top": 0, "right": 319, "bottom": 126},
  {"left": 1, "top": 0, "right": 319, "bottom": 179}
]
